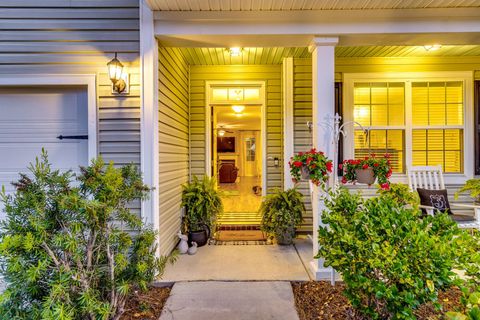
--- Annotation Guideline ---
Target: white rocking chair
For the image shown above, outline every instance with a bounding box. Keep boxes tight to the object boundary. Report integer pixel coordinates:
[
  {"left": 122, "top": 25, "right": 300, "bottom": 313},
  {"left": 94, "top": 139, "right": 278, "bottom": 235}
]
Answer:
[{"left": 407, "top": 165, "right": 480, "bottom": 229}]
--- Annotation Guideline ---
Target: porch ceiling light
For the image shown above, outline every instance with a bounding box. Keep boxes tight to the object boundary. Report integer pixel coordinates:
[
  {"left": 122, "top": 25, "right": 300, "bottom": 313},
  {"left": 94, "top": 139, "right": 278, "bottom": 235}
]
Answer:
[
  {"left": 218, "top": 130, "right": 225, "bottom": 136},
  {"left": 423, "top": 44, "right": 442, "bottom": 51},
  {"left": 229, "top": 47, "right": 242, "bottom": 56},
  {"left": 107, "top": 52, "right": 126, "bottom": 93},
  {"left": 232, "top": 105, "right": 245, "bottom": 113}
]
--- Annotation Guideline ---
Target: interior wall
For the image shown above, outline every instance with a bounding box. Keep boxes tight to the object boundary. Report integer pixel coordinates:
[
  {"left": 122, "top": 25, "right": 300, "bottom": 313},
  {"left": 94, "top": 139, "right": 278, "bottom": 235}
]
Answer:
[
  {"left": 189, "top": 65, "right": 283, "bottom": 192},
  {"left": 158, "top": 47, "right": 189, "bottom": 255}
]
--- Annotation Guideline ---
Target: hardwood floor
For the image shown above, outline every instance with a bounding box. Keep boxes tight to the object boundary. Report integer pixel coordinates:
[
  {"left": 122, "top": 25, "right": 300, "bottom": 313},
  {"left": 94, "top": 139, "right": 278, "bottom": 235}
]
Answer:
[{"left": 219, "top": 176, "right": 262, "bottom": 213}]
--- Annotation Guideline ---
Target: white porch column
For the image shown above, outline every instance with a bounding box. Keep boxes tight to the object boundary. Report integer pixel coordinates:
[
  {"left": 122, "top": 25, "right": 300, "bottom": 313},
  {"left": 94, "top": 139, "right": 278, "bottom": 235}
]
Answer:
[
  {"left": 309, "top": 36, "right": 338, "bottom": 280},
  {"left": 283, "top": 57, "right": 294, "bottom": 190}
]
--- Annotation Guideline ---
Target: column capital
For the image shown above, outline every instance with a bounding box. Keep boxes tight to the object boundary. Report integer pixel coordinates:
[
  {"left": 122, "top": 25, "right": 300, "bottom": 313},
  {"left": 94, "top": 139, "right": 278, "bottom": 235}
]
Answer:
[{"left": 309, "top": 36, "right": 339, "bottom": 52}]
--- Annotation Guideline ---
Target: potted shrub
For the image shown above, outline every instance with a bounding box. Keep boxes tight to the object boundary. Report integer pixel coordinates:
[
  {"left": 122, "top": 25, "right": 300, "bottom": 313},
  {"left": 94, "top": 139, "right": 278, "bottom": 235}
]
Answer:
[
  {"left": 181, "top": 175, "right": 223, "bottom": 247},
  {"left": 340, "top": 153, "right": 392, "bottom": 189},
  {"left": 289, "top": 148, "right": 333, "bottom": 187},
  {"left": 455, "top": 178, "right": 480, "bottom": 203},
  {"left": 260, "top": 188, "right": 305, "bottom": 245}
]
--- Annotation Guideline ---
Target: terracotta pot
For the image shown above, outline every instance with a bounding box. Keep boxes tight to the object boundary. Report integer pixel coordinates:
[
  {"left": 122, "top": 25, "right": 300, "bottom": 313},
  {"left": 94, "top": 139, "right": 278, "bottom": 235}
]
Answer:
[
  {"left": 301, "top": 166, "right": 310, "bottom": 179},
  {"left": 355, "top": 167, "right": 376, "bottom": 185},
  {"left": 188, "top": 224, "right": 211, "bottom": 247}
]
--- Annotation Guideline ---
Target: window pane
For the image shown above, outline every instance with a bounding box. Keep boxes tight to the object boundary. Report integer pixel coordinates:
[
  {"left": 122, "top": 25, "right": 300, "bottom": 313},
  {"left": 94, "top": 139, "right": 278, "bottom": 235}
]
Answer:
[
  {"left": 446, "top": 103, "right": 463, "bottom": 125},
  {"left": 412, "top": 82, "right": 428, "bottom": 104},
  {"left": 412, "top": 104, "right": 429, "bottom": 126},
  {"left": 387, "top": 130, "right": 404, "bottom": 173},
  {"left": 354, "top": 83, "right": 370, "bottom": 104},
  {"left": 371, "top": 105, "right": 388, "bottom": 126},
  {"left": 371, "top": 83, "right": 388, "bottom": 104},
  {"left": 429, "top": 104, "right": 446, "bottom": 125},
  {"left": 354, "top": 105, "right": 370, "bottom": 126},
  {"left": 412, "top": 151, "right": 427, "bottom": 166},
  {"left": 429, "top": 82, "right": 446, "bottom": 104},
  {"left": 446, "top": 81, "right": 463, "bottom": 103},
  {"left": 389, "top": 104, "right": 405, "bottom": 126},
  {"left": 445, "top": 151, "right": 462, "bottom": 173}
]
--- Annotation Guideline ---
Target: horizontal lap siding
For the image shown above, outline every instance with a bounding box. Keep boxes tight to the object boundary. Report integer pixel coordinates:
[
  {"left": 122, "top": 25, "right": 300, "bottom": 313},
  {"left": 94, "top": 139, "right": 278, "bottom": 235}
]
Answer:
[
  {"left": 158, "top": 47, "right": 189, "bottom": 255},
  {"left": 293, "top": 58, "right": 313, "bottom": 233},
  {"left": 189, "top": 65, "right": 283, "bottom": 192},
  {"left": 0, "top": 2, "right": 141, "bottom": 211}
]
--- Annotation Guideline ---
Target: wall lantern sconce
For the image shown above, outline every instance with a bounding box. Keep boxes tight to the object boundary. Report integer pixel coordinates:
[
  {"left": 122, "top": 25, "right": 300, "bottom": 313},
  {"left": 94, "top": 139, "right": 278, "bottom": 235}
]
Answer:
[{"left": 107, "top": 53, "right": 129, "bottom": 94}]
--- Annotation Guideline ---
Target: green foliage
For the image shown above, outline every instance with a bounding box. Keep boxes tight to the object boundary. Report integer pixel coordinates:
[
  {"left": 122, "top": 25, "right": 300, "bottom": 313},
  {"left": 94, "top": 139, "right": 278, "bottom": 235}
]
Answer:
[
  {"left": 289, "top": 148, "right": 333, "bottom": 187},
  {"left": 181, "top": 175, "right": 223, "bottom": 233},
  {"left": 341, "top": 154, "right": 392, "bottom": 189},
  {"left": 455, "top": 179, "right": 480, "bottom": 203},
  {"left": 317, "top": 187, "right": 463, "bottom": 320},
  {"left": 260, "top": 188, "right": 305, "bottom": 244},
  {"left": 0, "top": 151, "right": 173, "bottom": 320},
  {"left": 376, "top": 183, "right": 420, "bottom": 209}
]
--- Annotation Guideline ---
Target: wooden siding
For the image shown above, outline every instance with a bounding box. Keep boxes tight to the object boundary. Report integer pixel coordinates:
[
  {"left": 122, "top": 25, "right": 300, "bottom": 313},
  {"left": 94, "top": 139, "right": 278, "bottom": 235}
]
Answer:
[
  {"left": 293, "top": 58, "right": 313, "bottom": 233},
  {"left": 0, "top": 1, "right": 141, "bottom": 213},
  {"left": 158, "top": 47, "right": 189, "bottom": 255},
  {"left": 189, "top": 65, "right": 283, "bottom": 192}
]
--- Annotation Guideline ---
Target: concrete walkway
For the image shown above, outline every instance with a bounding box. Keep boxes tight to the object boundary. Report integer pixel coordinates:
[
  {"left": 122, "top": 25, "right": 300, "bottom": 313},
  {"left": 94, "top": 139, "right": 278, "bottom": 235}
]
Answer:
[
  {"left": 159, "top": 281, "right": 299, "bottom": 320},
  {"left": 159, "top": 239, "right": 314, "bottom": 282}
]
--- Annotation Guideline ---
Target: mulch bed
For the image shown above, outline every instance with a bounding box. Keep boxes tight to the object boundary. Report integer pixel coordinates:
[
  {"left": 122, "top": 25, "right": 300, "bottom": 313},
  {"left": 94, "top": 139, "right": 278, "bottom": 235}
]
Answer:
[
  {"left": 120, "top": 286, "right": 172, "bottom": 320},
  {"left": 292, "top": 281, "right": 463, "bottom": 320}
]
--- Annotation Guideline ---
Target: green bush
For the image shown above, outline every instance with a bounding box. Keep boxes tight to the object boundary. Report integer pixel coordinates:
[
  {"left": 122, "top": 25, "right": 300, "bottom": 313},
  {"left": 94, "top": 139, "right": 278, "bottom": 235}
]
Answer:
[
  {"left": 0, "top": 151, "right": 173, "bottom": 320},
  {"left": 318, "top": 187, "right": 463, "bottom": 319},
  {"left": 446, "top": 288, "right": 480, "bottom": 320},
  {"left": 455, "top": 179, "right": 480, "bottom": 203},
  {"left": 181, "top": 175, "right": 223, "bottom": 233},
  {"left": 376, "top": 182, "right": 420, "bottom": 209},
  {"left": 260, "top": 188, "right": 305, "bottom": 244}
]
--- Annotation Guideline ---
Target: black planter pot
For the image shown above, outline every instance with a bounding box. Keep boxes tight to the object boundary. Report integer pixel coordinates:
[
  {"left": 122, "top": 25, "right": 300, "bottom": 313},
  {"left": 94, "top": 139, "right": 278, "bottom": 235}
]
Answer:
[{"left": 188, "top": 224, "right": 210, "bottom": 247}]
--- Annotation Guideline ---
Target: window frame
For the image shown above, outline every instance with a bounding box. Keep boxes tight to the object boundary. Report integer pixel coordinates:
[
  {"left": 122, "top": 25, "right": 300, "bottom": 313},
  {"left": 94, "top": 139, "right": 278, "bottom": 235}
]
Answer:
[{"left": 343, "top": 71, "right": 474, "bottom": 185}]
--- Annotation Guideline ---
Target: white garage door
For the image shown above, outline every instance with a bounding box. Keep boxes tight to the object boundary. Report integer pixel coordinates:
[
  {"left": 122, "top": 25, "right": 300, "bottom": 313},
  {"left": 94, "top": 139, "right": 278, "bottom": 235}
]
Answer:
[{"left": 0, "top": 86, "right": 89, "bottom": 219}]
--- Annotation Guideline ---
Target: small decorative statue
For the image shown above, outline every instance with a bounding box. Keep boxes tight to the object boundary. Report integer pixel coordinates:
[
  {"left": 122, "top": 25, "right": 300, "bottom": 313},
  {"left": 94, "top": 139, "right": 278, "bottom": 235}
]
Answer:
[
  {"left": 188, "top": 242, "right": 198, "bottom": 255},
  {"left": 177, "top": 232, "right": 189, "bottom": 254}
]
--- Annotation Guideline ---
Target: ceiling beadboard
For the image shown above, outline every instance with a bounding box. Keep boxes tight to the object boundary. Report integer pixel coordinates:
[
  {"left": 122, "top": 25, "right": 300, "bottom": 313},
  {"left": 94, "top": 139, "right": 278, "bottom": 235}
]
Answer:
[
  {"left": 177, "top": 45, "right": 480, "bottom": 65},
  {"left": 147, "top": 0, "right": 480, "bottom": 11}
]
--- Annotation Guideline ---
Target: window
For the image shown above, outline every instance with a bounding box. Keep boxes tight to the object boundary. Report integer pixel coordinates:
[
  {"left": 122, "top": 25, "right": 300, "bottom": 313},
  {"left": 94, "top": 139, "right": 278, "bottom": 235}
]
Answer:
[
  {"left": 246, "top": 138, "right": 256, "bottom": 161},
  {"left": 352, "top": 79, "right": 465, "bottom": 174},
  {"left": 353, "top": 82, "right": 405, "bottom": 173}
]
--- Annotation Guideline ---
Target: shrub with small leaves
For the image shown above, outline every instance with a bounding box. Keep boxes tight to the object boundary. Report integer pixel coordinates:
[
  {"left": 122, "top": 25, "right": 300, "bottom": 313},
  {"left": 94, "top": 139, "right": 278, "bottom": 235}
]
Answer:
[
  {"left": 0, "top": 151, "right": 174, "bottom": 320},
  {"left": 317, "top": 187, "right": 464, "bottom": 319}
]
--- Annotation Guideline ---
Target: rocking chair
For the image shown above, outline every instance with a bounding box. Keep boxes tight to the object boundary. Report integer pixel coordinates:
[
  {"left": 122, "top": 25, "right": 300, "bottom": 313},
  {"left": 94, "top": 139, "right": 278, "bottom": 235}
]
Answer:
[{"left": 407, "top": 165, "right": 480, "bottom": 230}]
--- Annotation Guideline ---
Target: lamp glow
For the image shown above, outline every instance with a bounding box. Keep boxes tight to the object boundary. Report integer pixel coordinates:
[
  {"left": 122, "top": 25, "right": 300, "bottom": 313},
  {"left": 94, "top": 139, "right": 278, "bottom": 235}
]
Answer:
[
  {"left": 229, "top": 47, "right": 242, "bottom": 56},
  {"left": 218, "top": 130, "right": 225, "bottom": 136},
  {"left": 232, "top": 105, "right": 245, "bottom": 113},
  {"left": 107, "top": 53, "right": 127, "bottom": 93},
  {"left": 424, "top": 44, "right": 442, "bottom": 51}
]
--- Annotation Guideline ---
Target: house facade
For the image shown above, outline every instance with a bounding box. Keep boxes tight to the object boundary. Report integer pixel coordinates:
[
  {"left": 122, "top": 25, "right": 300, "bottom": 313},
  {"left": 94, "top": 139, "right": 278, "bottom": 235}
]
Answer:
[{"left": 1, "top": 0, "right": 480, "bottom": 279}]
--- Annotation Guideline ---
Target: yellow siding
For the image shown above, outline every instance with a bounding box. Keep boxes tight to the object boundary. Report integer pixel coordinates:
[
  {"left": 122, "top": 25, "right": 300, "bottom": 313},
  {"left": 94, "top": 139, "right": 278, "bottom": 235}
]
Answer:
[
  {"left": 189, "top": 65, "right": 283, "bottom": 192},
  {"left": 158, "top": 47, "right": 189, "bottom": 255}
]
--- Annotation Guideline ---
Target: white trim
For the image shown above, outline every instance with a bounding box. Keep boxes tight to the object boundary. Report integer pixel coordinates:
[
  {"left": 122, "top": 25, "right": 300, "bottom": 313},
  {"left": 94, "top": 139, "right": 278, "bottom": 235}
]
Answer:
[
  {"left": 283, "top": 57, "right": 294, "bottom": 190},
  {"left": 0, "top": 74, "right": 97, "bottom": 162},
  {"left": 343, "top": 71, "right": 474, "bottom": 185},
  {"left": 205, "top": 80, "right": 267, "bottom": 196},
  {"left": 140, "top": 1, "right": 159, "bottom": 233}
]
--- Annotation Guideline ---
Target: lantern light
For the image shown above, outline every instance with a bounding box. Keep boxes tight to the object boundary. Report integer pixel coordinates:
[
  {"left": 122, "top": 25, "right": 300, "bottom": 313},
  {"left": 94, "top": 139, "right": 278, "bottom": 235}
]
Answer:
[{"left": 107, "top": 53, "right": 127, "bottom": 94}]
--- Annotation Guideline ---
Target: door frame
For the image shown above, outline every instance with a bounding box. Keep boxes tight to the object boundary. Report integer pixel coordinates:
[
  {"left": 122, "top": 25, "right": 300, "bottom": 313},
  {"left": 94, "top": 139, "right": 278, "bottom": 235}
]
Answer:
[
  {"left": 0, "top": 74, "right": 98, "bottom": 162},
  {"left": 205, "top": 80, "right": 267, "bottom": 196}
]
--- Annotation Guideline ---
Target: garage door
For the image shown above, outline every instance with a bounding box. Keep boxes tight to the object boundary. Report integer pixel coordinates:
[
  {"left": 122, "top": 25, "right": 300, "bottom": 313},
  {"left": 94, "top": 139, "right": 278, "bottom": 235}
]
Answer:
[{"left": 0, "top": 86, "right": 89, "bottom": 219}]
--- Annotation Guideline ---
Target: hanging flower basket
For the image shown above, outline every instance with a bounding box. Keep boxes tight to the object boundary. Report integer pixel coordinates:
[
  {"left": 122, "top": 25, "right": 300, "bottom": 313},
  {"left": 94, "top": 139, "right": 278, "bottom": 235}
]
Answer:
[
  {"left": 355, "top": 167, "right": 375, "bottom": 185},
  {"left": 340, "top": 154, "right": 392, "bottom": 190},
  {"left": 289, "top": 148, "right": 333, "bottom": 187}
]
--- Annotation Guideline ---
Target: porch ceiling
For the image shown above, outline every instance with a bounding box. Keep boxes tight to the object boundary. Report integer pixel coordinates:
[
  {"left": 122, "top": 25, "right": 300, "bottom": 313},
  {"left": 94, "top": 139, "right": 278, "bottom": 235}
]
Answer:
[
  {"left": 176, "top": 45, "right": 480, "bottom": 65},
  {"left": 147, "top": 0, "right": 480, "bottom": 11}
]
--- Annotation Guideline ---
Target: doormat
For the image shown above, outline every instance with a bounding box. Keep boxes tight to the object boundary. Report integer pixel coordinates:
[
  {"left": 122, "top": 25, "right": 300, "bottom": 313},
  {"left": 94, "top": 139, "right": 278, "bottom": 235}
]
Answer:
[
  {"left": 210, "top": 240, "right": 271, "bottom": 245},
  {"left": 222, "top": 190, "right": 240, "bottom": 196},
  {"left": 215, "top": 230, "right": 266, "bottom": 241}
]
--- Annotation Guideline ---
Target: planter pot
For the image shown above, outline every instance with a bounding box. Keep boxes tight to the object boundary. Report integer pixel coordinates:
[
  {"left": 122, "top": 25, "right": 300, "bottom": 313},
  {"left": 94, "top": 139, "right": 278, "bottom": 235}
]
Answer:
[
  {"left": 188, "top": 224, "right": 211, "bottom": 247},
  {"left": 301, "top": 166, "right": 310, "bottom": 180},
  {"left": 275, "top": 225, "right": 296, "bottom": 245},
  {"left": 355, "top": 167, "right": 376, "bottom": 185}
]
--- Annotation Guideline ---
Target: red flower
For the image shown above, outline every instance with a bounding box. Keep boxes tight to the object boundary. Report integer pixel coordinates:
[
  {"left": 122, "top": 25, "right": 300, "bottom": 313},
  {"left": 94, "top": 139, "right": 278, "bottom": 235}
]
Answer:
[
  {"left": 338, "top": 164, "right": 343, "bottom": 170},
  {"left": 306, "top": 157, "right": 313, "bottom": 165},
  {"left": 371, "top": 153, "right": 376, "bottom": 158},
  {"left": 384, "top": 153, "right": 391, "bottom": 158},
  {"left": 293, "top": 161, "right": 303, "bottom": 168},
  {"left": 326, "top": 161, "right": 333, "bottom": 172},
  {"left": 364, "top": 156, "right": 369, "bottom": 160},
  {"left": 298, "top": 152, "right": 303, "bottom": 156},
  {"left": 362, "top": 164, "right": 369, "bottom": 169},
  {"left": 341, "top": 176, "right": 347, "bottom": 184},
  {"left": 373, "top": 163, "right": 379, "bottom": 167},
  {"left": 319, "top": 151, "right": 324, "bottom": 155},
  {"left": 381, "top": 183, "right": 390, "bottom": 190},
  {"left": 311, "top": 164, "right": 317, "bottom": 169},
  {"left": 386, "top": 169, "right": 392, "bottom": 178}
]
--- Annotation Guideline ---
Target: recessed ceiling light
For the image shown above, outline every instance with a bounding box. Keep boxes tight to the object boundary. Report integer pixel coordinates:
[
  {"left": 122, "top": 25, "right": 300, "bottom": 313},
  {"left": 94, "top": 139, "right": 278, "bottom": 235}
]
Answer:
[
  {"left": 229, "top": 47, "right": 242, "bottom": 56},
  {"left": 232, "top": 105, "right": 245, "bottom": 113},
  {"left": 218, "top": 130, "right": 225, "bottom": 136},
  {"left": 424, "top": 44, "right": 442, "bottom": 51}
]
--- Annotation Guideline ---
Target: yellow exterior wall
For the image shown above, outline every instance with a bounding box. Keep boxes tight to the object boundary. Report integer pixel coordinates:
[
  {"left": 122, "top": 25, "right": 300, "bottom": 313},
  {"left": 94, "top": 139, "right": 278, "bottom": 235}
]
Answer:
[{"left": 189, "top": 65, "right": 283, "bottom": 192}]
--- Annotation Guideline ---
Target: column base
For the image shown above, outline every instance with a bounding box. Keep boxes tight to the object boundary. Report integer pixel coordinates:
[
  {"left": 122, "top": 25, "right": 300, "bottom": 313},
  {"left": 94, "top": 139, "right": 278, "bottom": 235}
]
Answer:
[{"left": 310, "top": 260, "right": 336, "bottom": 282}]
